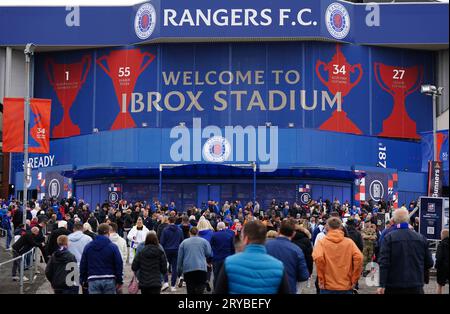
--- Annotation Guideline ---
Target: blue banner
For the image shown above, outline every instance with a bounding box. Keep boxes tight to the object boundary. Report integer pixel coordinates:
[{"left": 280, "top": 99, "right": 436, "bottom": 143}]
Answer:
[
  {"left": 0, "top": 0, "right": 448, "bottom": 46},
  {"left": 33, "top": 42, "right": 434, "bottom": 140},
  {"left": 419, "top": 196, "right": 444, "bottom": 241},
  {"left": 421, "top": 130, "right": 449, "bottom": 186}
]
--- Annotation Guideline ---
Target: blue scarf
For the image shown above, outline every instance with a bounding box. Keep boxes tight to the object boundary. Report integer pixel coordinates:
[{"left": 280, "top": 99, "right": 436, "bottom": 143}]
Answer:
[{"left": 394, "top": 222, "right": 410, "bottom": 230}]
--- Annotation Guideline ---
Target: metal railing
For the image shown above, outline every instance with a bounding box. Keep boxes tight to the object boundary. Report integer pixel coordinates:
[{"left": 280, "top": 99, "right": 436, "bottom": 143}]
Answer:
[{"left": 0, "top": 247, "right": 37, "bottom": 294}]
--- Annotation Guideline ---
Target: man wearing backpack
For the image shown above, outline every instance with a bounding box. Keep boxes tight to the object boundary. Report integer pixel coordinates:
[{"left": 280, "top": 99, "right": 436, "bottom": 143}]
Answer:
[{"left": 45, "top": 235, "right": 79, "bottom": 294}]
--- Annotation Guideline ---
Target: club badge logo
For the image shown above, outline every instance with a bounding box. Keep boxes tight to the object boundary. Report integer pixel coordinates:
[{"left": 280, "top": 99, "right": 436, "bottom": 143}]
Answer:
[
  {"left": 134, "top": 3, "right": 157, "bottom": 40},
  {"left": 325, "top": 3, "right": 350, "bottom": 40},
  {"left": 300, "top": 193, "right": 311, "bottom": 205},
  {"left": 369, "top": 180, "right": 384, "bottom": 202},
  {"left": 109, "top": 192, "right": 119, "bottom": 204},
  {"left": 203, "top": 136, "right": 231, "bottom": 163},
  {"left": 48, "top": 179, "right": 61, "bottom": 199}
]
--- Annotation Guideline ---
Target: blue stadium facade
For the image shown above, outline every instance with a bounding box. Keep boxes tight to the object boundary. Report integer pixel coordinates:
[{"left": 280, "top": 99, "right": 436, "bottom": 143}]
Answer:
[{"left": 2, "top": 0, "right": 448, "bottom": 210}]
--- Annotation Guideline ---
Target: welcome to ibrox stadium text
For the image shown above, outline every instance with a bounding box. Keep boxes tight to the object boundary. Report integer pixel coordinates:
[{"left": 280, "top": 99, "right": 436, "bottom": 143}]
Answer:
[{"left": 120, "top": 70, "right": 342, "bottom": 113}]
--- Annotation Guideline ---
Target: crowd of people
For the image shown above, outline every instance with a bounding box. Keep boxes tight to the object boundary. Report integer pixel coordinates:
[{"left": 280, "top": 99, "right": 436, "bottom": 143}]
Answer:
[{"left": 0, "top": 196, "right": 448, "bottom": 295}]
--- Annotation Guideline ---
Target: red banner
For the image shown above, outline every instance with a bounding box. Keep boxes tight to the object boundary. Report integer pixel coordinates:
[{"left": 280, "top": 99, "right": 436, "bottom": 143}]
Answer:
[
  {"left": 2, "top": 98, "right": 24, "bottom": 152},
  {"left": 2, "top": 97, "right": 52, "bottom": 153}
]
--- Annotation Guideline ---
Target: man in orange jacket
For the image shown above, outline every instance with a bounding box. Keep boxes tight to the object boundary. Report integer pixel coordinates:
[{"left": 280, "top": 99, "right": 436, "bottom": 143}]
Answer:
[{"left": 312, "top": 217, "right": 363, "bottom": 294}]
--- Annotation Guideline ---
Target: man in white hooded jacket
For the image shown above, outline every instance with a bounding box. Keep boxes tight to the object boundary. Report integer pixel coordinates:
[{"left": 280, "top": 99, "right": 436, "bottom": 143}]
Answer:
[
  {"left": 109, "top": 222, "right": 128, "bottom": 264},
  {"left": 127, "top": 217, "right": 150, "bottom": 263}
]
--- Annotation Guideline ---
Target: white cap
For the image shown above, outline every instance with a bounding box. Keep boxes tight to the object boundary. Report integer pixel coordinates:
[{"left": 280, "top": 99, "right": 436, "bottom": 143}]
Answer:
[
  {"left": 58, "top": 220, "right": 68, "bottom": 228},
  {"left": 189, "top": 215, "right": 196, "bottom": 221}
]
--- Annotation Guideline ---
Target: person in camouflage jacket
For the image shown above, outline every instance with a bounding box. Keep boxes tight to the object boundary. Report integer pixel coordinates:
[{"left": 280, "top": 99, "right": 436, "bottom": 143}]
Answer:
[{"left": 361, "top": 222, "right": 377, "bottom": 268}]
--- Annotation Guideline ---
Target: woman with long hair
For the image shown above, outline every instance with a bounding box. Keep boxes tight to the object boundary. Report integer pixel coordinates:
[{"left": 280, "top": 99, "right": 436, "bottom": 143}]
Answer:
[
  {"left": 132, "top": 231, "right": 168, "bottom": 294},
  {"left": 196, "top": 216, "right": 215, "bottom": 292}
]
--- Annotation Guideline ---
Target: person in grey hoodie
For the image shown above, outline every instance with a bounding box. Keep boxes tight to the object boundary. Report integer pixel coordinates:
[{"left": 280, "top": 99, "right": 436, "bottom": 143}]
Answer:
[
  {"left": 109, "top": 223, "right": 128, "bottom": 265},
  {"left": 177, "top": 227, "right": 212, "bottom": 294},
  {"left": 68, "top": 222, "right": 92, "bottom": 266}
]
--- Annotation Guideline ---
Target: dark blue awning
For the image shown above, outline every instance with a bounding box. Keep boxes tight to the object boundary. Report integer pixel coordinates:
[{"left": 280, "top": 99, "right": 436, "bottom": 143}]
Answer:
[{"left": 61, "top": 163, "right": 363, "bottom": 181}]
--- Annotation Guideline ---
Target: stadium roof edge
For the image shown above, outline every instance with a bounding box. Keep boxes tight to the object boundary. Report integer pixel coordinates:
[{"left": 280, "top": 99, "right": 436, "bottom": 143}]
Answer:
[{"left": 0, "top": 0, "right": 447, "bottom": 48}]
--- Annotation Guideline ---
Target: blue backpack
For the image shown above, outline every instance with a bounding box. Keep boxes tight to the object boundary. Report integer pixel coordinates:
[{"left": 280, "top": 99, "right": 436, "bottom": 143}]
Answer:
[{"left": 1, "top": 215, "right": 11, "bottom": 229}]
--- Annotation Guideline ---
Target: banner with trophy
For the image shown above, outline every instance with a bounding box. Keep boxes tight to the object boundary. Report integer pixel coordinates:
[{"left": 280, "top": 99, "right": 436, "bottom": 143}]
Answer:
[
  {"left": 2, "top": 97, "right": 52, "bottom": 153},
  {"left": 45, "top": 55, "right": 91, "bottom": 138},
  {"left": 316, "top": 45, "right": 363, "bottom": 135},
  {"left": 96, "top": 49, "right": 155, "bottom": 130},
  {"left": 33, "top": 42, "right": 434, "bottom": 140}
]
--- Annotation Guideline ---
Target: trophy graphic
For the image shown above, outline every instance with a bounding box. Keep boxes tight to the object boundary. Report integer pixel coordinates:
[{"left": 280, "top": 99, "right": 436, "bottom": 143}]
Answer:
[
  {"left": 374, "top": 63, "right": 423, "bottom": 139},
  {"left": 97, "top": 48, "right": 155, "bottom": 130},
  {"left": 316, "top": 44, "right": 363, "bottom": 134},
  {"left": 45, "top": 55, "right": 91, "bottom": 138},
  {"left": 29, "top": 104, "right": 48, "bottom": 153}
]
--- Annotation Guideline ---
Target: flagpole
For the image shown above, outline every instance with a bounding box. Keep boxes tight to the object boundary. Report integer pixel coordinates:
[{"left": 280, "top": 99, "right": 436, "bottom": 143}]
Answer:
[{"left": 23, "top": 43, "right": 36, "bottom": 225}]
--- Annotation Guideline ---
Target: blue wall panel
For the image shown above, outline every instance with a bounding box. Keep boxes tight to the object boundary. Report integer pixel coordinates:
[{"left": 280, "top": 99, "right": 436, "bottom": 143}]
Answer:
[
  {"left": 397, "top": 171, "right": 427, "bottom": 193},
  {"left": 333, "top": 186, "right": 343, "bottom": 203},
  {"left": 33, "top": 42, "right": 434, "bottom": 140},
  {"left": 343, "top": 187, "right": 351, "bottom": 204},
  {"left": 323, "top": 186, "right": 333, "bottom": 201}
]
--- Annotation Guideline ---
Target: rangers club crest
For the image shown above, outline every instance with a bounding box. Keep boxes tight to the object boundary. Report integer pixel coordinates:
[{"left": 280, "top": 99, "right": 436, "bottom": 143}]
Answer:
[
  {"left": 48, "top": 178, "right": 61, "bottom": 198},
  {"left": 203, "top": 136, "right": 231, "bottom": 163},
  {"left": 325, "top": 2, "right": 350, "bottom": 40},
  {"left": 134, "top": 3, "right": 156, "bottom": 40},
  {"left": 369, "top": 179, "right": 385, "bottom": 202}
]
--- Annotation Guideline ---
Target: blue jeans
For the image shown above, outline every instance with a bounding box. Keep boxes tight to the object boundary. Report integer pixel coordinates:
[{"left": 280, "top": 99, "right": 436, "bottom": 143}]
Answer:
[
  {"left": 212, "top": 260, "right": 224, "bottom": 289},
  {"left": 6, "top": 230, "right": 12, "bottom": 249},
  {"left": 88, "top": 279, "right": 117, "bottom": 294},
  {"left": 320, "top": 289, "right": 353, "bottom": 294},
  {"left": 163, "top": 251, "right": 178, "bottom": 287}
]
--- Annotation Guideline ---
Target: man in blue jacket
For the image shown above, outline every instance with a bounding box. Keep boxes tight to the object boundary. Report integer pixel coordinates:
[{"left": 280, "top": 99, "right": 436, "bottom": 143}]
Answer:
[
  {"left": 214, "top": 220, "right": 290, "bottom": 294},
  {"left": 160, "top": 216, "right": 184, "bottom": 292},
  {"left": 377, "top": 207, "right": 433, "bottom": 294},
  {"left": 266, "top": 219, "right": 309, "bottom": 294},
  {"left": 1, "top": 210, "right": 12, "bottom": 249},
  {"left": 79, "top": 223, "right": 123, "bottom": 294},
  {"left": 210, "top": 222, "right": 235, "bottom": 288}
]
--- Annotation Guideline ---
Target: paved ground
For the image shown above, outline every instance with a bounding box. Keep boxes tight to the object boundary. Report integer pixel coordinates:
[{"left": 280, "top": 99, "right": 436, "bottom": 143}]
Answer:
[
  {"left": 1, "top": 235, "right": 448, "bottom": 295},
  {"left": 32, "top": 257, "right": 449, "bottom": 295},
  {"left": 0, "top": 246, "right": 47, "bottom": 294}
]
